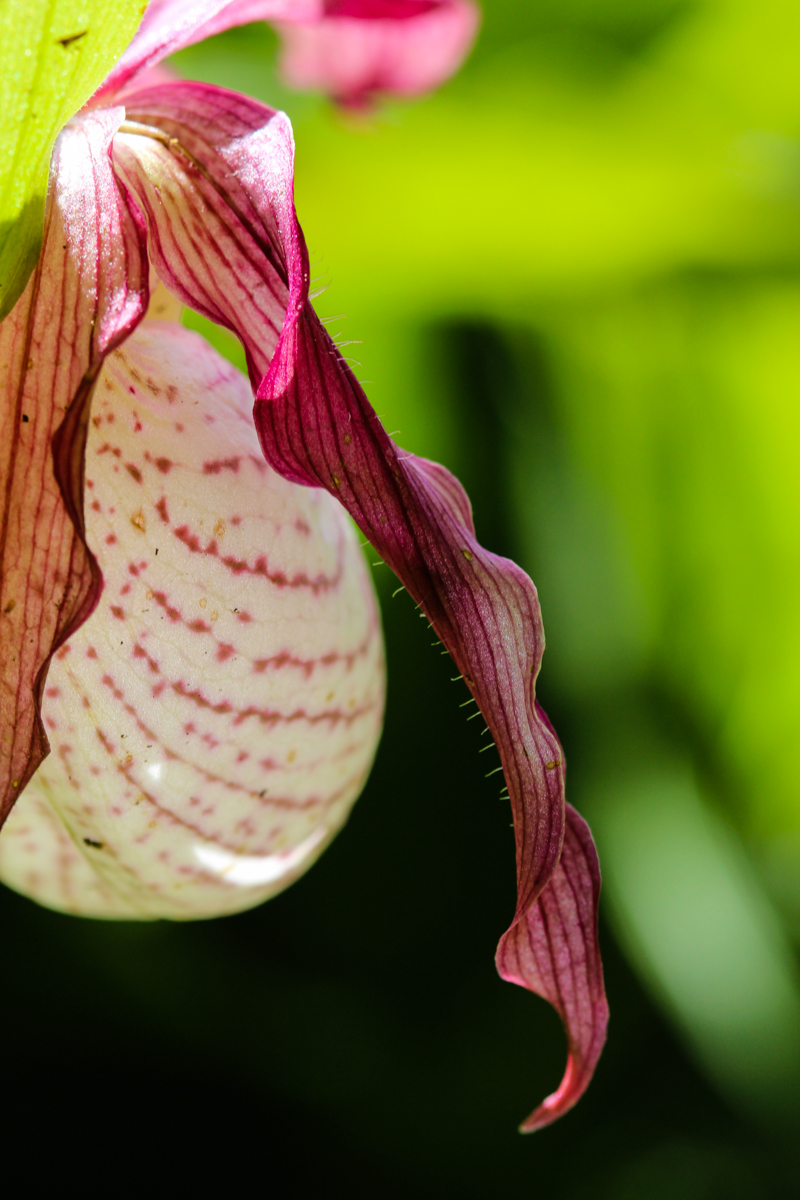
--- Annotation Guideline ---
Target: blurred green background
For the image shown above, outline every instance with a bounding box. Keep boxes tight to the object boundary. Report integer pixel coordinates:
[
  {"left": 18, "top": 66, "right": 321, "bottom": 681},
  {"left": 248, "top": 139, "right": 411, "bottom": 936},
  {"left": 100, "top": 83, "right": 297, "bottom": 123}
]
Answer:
[{"left": 6, "top": 1, "right": 800, "bottom": 1194}]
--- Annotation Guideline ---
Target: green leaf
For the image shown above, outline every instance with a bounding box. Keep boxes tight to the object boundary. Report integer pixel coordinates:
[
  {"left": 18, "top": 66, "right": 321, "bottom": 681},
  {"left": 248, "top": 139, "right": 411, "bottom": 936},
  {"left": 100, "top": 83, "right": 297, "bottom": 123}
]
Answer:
[{"left": 0, "top": 0, "right": 146, "bottom": 320}]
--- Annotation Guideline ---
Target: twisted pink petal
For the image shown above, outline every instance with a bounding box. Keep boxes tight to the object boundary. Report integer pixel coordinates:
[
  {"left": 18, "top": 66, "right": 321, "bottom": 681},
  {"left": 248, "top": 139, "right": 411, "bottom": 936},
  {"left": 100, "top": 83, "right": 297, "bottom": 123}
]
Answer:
[{"left": 111, "top": 80, "right": 607, "bottom": 1123}]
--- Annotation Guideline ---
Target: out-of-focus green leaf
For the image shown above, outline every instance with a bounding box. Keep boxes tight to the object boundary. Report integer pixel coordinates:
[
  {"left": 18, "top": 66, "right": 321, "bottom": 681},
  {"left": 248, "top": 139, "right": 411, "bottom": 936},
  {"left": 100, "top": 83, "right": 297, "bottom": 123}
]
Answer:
[
  {"left": 583, "top": 748, "right": 800, "bottom": 1129},
  {"left": 535, "top": 279, "right": 800, "bottom": 843},
  {"left": 0, "top": 0, "right": 146, "bottom": 320}
]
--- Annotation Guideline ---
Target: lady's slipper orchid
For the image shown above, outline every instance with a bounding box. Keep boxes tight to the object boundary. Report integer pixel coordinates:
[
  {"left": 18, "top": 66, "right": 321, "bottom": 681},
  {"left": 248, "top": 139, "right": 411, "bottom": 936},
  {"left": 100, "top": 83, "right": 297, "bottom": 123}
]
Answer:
[{"left": 0, "top": 0, "right": 607, "bottom": 1130}]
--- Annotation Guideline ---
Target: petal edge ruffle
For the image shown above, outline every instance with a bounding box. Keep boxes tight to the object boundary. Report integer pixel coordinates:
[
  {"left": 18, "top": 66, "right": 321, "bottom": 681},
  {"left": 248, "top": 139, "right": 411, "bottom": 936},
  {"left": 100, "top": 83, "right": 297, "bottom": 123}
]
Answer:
[{"left": 497, "top": 803, "right": 608, "bottom": 1131}]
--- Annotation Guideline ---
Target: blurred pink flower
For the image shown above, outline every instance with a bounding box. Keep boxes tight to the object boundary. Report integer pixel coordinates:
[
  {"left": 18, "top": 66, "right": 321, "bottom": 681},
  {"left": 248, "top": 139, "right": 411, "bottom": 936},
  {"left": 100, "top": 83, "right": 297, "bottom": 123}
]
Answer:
[{"left": 277, "top": 0, "right": 480, "bottom": 106}]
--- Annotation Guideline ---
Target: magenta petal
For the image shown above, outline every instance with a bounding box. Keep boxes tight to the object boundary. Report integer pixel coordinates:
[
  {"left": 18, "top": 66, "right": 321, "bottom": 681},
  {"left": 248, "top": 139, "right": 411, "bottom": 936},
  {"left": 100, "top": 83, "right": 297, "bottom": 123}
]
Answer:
[
  {"left": 497, "top": 803, "right": 608, "bottom": 1131},
  {"left": 277, "top": 0, "right": 480, "bottom": 104},
  {"left": 107, "top": 80, "right": 605, "bottom": 1122},
  {"left": 0, "top": 108, "right": 148, "bottom": 823}
]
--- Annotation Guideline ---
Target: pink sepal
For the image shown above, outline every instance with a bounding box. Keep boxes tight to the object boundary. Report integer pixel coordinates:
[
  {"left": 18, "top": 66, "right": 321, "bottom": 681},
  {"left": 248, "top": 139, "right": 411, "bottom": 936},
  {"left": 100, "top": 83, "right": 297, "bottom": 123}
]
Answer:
[{"left": 0, "top": 109, "right": 148, "bottom": 822}]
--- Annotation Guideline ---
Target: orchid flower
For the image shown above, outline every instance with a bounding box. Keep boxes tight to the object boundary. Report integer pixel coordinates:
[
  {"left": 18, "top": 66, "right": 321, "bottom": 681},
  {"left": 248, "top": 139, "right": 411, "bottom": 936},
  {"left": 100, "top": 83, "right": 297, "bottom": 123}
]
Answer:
[{"left": 0, "top": 0, "right": 607, "bottom": 1130}]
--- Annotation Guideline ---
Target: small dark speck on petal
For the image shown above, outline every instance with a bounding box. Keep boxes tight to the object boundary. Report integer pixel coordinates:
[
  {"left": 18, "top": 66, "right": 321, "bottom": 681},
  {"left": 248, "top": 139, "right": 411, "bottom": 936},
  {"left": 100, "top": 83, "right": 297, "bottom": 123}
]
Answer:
[
  {"left": 83, "top": 838, "right": 104, "bottom": 848},
  {"left": 22, "top": 414, "right": 29, "bottom": 423},
  {"left": 57, "top": 30, "right": 87, "bottom": 47}
]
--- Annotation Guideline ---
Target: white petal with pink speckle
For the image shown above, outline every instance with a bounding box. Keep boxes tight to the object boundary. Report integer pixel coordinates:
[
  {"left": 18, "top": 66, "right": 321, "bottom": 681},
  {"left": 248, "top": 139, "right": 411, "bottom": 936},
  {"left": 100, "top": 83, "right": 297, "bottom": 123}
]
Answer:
[{"left": 0, "top": 323, "right": 385, "bottom": 918}]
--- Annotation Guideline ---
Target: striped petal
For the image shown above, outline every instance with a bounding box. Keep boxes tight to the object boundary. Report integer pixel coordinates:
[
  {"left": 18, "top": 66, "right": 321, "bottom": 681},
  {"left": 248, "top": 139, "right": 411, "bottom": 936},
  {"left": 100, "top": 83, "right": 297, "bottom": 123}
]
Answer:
[
  {"left": 111, "top": 85, "right": 294, "bottom": 385},
  {"left": 258, "top": 139, "right": 607, "bottom": 1133},
  {"left": 109, "top": 79, "right": 606, "bottom": 1122},
  {"left": 0, "top": 107, "right": 148, "bottom": 825}
]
